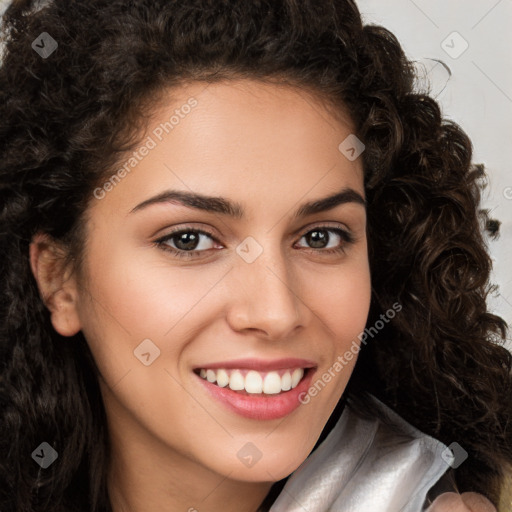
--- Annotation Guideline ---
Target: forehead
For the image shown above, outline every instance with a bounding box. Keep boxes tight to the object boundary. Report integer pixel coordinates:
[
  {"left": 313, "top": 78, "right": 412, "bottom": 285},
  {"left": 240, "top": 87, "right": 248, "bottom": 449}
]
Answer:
[{"left": 90, "top": 79, "right": 365, "bottom": 218}]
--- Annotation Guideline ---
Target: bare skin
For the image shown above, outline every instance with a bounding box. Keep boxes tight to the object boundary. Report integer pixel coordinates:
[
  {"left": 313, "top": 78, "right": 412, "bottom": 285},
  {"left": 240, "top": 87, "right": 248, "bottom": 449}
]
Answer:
[
  {"left": 29, "top": 80, "right": 496, "bottom": 512},
  {"left": 428, "top": 492, "right": 497, "bottom": 512}
]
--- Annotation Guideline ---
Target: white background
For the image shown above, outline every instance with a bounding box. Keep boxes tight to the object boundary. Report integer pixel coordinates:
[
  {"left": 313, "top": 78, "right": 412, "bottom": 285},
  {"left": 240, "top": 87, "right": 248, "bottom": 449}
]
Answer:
[{"left": 1, "top": 0, "right": 511, "bottom": 349}]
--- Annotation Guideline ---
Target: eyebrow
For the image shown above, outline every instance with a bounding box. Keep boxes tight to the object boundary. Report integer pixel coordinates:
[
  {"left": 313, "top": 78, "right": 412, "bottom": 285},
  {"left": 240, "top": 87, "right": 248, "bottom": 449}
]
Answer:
[{"left": 129, "top": 187, "right": 366, "bottom": 219}]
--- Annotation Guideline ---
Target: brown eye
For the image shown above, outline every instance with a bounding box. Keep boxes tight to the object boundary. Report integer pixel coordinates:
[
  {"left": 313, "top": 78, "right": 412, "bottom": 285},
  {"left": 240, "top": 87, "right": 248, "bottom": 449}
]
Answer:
[
  {"left": 169, "top": 231, "right": 203, "bottom": 251},
  {"left": 296, "top": 226, "right": 354, "bottom": 254},
  {"left": 155, "top": 228, "right": 219, "bottom": 259}
]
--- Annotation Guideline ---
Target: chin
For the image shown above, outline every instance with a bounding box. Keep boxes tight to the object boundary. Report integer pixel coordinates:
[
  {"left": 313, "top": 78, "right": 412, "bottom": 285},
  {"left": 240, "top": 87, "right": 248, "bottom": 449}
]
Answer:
[{"left": 226, "top": 448, "right": 309, "bottom": 483}]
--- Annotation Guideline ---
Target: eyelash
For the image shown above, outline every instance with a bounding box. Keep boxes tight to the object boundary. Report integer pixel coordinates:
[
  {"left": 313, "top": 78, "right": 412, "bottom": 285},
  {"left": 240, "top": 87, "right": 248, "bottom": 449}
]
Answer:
[{"left": 154, "top": 224, "right": 355, "bottom": 260}]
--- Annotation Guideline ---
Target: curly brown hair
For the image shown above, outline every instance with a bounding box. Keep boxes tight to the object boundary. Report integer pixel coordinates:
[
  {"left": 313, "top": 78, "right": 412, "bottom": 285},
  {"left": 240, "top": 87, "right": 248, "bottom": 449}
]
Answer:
[{"left": 1, "top": 0, "right": 511, "bottom": 511}]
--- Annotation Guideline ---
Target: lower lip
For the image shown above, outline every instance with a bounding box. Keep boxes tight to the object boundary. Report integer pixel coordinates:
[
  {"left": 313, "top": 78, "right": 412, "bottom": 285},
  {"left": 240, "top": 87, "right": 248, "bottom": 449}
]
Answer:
[{"left": 195, "top": 368, "right": 316, "bottom": 420}]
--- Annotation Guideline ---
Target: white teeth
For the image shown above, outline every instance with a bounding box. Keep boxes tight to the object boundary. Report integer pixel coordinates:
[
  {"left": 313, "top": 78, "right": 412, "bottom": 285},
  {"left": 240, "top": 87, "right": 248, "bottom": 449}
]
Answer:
[
  {"left": 197, "top": 367, "right": 306, "bottom": 394},
  {"left": 291, "top": 368, "right": 303, "bottom": 388},
  {"left": 245, "top": 371, "right": 263, "bottom": 393},
  {"left": 216, "top": 369, "right": 230, "bottom": 388},
  {"left": 281, "top": 371, "right": 292, "bottom": 391},
  {"left": 263, "top": 372, "right": 282, "bottom": 394},
  {"left": 228, "top": 370, "right": 245, "bottom": 391}
]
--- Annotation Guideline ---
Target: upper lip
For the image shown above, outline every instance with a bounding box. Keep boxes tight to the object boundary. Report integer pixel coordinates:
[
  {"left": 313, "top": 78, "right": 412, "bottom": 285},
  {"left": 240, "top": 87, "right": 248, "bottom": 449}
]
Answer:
[{"left": 193, "top": 358, "right": 317, "bottom": 372}]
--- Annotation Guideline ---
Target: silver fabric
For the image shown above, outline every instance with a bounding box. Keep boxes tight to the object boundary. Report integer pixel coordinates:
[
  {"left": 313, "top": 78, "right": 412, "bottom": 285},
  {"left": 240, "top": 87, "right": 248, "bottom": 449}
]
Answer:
[{"left": 270, "top": 394, "right": 451, "bottom": 512}]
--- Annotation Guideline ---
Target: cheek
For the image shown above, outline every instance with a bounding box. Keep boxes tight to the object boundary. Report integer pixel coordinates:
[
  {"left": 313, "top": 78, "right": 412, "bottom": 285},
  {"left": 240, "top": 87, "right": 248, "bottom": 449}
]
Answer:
[
  {"left": 314, "top": 258, "right": 372, "bottom": 344},
  {"left": 326, "top": 275, "right": 370, "bottom": 327},
  {"left": 306, "top": 257, "right": 371, "bottom": 392},
  {"left": 75, "top": 235, "right": 233, "bottom": 386},
  {"left": 79, "top": 239, "right": 217, "bottom": 337}
]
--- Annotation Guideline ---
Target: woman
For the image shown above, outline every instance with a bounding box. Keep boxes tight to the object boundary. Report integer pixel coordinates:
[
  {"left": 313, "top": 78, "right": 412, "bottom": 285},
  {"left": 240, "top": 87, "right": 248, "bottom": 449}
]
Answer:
[{"left": 0, "top": 0, "right": 511, "bottom": 511}]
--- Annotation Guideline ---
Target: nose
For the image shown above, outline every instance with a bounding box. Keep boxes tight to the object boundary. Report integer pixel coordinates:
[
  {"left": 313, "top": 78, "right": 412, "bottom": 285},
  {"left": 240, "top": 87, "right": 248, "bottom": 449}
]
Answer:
[{"left": 225, "top": 241, "right": 307, "bottom": 340}]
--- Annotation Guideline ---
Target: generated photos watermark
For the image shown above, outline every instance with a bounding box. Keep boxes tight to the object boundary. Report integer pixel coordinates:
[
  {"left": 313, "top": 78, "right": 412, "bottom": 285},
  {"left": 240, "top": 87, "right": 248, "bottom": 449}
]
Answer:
[
  {"left": 298, "top": 302, "right": 402, "bottom": 404},
  {"left": 93, "top": 97, "right": 198, "bottom": 200}
]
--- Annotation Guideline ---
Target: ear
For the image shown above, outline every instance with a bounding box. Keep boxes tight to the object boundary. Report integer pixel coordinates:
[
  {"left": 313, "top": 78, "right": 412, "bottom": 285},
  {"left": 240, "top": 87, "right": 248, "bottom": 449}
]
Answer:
[{"left": 29, "top": 232, "right": 82, "bottom": 337}]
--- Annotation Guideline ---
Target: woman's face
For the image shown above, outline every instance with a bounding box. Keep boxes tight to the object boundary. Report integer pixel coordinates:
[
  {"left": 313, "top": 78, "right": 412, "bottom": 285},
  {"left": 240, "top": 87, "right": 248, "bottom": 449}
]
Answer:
[{"left": 59, "top": 80, "right": 371, "bottom": 483}]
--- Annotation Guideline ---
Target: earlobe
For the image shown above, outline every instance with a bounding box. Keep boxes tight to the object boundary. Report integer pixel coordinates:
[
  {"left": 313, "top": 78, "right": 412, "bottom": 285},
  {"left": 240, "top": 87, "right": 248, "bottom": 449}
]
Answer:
[
  {"left": 46, "top": 288, "right": 82, "bottom": 337},
  {"left": 29, "top": 233, "right": 82, "bottom": 337}
]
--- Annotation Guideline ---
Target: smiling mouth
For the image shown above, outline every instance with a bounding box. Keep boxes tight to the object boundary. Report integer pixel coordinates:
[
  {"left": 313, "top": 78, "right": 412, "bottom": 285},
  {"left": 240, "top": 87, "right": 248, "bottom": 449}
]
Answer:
[{"left": 193, "top": 367, "right": 312, "bottom": 396}]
